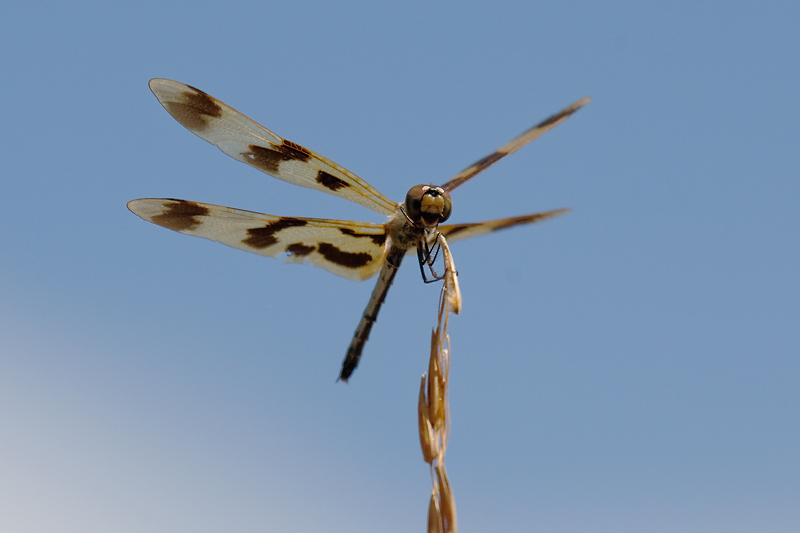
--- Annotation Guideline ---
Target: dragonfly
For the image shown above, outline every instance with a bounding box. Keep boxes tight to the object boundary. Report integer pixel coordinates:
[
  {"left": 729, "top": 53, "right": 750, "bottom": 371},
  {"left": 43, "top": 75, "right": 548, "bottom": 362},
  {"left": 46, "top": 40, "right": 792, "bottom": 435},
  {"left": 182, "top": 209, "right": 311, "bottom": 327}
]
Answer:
[{"left": 128, "top": 79, "right": 589, "bottom": 381}]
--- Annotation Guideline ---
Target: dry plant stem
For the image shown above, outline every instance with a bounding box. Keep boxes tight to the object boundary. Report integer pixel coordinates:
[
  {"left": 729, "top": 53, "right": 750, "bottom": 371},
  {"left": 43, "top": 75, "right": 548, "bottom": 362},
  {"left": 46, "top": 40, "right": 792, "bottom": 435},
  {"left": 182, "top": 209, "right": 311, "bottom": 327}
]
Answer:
[
  {"left": 418, "top": 246, "right": 459, "bottom": 533},
  {"left": 439, "top": 235, "right": 461, "bottom": 314},
  {"left": 435, "top": 463, "right": 456, "bottom": 533},
  {"left": 428, "top": 493, "right": 442, "bottom": 533},
  {"left": 418, "top": 370, "right": 437, "bottom": 462}
]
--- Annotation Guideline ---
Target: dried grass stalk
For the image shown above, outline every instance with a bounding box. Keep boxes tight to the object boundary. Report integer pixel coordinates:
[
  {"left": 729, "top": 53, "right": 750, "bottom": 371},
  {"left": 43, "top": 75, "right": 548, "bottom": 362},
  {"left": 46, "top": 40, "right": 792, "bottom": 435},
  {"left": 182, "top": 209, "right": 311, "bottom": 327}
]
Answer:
[
  {"left": 427, "top": 490, "right": 442, "bottom": 533},
  {"left": 418, "top": 234, "right": 459, "bottom": 533},
  {"left": 435, "top": 463, "right": 457, "bottom": 533},
  {"left": 418, "top": 372, "right": 437, "bottom": 462}
]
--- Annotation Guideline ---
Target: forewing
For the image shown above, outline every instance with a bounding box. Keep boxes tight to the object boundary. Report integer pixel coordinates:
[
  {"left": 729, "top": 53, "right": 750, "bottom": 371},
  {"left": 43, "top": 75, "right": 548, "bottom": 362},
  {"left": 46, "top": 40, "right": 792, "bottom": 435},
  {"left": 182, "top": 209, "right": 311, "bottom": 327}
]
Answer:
[
  {"left": 128, "top": 198, "right": 388, "bottom": 281},
  {"left": 148, "top": 79, "right": 396, "bottom": 216},
  {"left": 441, "top": 97, "right": 590, "bottom": 192},
  {"left": 433, "top": 208, "right": 570, "bottom": 246}
]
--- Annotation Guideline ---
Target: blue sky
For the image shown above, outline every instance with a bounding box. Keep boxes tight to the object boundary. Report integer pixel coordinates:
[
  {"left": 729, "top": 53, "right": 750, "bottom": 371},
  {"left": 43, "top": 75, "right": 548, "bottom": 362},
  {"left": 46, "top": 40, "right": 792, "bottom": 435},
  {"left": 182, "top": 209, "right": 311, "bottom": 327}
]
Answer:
[{"left": 1, "top": 1, "right": 798, "bottom": 531}]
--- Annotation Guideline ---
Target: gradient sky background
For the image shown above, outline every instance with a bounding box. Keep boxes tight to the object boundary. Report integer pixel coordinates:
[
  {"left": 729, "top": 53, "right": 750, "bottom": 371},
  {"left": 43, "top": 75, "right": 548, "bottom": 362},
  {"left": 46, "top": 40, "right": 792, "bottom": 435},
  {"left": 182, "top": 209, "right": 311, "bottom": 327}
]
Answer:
[{"left": 2, "top": 1, "right": 798, "bottom": 532}]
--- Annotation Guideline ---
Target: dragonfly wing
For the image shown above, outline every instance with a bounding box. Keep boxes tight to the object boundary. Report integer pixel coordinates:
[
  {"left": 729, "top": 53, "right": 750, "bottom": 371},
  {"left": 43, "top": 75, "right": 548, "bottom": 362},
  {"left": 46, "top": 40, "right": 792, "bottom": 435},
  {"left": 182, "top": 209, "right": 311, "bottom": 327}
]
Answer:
[
  {"left": 149, "top": 79, "right": 397, "bottom": 216},
  {"left": 128, "top": 198, "right": 388, "bottom": 281},
  {"left": 430, "top": 208, "right": 570, "bottom": 247},
  {"left": 441, "top": 97, "right": 590, "bottom": 192}
]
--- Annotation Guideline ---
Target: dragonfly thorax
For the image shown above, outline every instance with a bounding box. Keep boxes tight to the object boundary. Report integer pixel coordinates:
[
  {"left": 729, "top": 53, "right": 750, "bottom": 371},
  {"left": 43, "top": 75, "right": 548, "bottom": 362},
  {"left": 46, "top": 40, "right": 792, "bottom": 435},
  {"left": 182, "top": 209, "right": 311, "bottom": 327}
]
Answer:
[{"left": 404, "top": 184, "right": 452, "bottom": 228}]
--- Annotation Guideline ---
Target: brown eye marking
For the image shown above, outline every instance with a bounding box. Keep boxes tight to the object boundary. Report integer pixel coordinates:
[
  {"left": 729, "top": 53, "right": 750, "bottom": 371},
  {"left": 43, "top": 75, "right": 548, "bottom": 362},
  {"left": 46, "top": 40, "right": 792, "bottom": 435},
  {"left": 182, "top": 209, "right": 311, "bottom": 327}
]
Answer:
[
  {"left": 318, "top": 243, "right": 372, "bottom": 268},
  {"left": 152, "top": 200, "right": 210, "bottom": 231},
  {"left": 243, "top": 141, "right": 311, "bottom": 174},
  {"left": 285, "top": 242, "right": 315, "bottom": 256},
  {"left": 339, "top": 228, "right": 387, "bottom": 246},
  {"left": 316, "top": 170, "right": 349, "bottom": 191},
  {"left": 163, "top": 87, "right": 222, "bottom": 132},
  {"left": 242, "top": 217, "right": 308, "bottom": 249}
]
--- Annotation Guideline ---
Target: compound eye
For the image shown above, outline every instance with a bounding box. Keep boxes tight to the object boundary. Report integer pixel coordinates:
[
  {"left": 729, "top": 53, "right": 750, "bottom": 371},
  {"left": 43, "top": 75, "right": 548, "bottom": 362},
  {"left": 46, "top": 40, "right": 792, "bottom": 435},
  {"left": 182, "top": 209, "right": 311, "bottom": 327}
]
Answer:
[
  {"left": 405, "top": 185, "right": 452, "bottom": 226},
  {"left": 405, "top": 184, "right": 429, "bottom": 224}
]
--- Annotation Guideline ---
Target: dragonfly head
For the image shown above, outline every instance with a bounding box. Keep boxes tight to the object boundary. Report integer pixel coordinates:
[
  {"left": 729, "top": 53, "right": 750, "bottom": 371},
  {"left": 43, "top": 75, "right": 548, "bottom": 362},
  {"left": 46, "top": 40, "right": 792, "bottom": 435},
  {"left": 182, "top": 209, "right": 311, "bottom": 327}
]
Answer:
[{"left": 405, "top": 185, "right": 452, "bottom": 228}]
